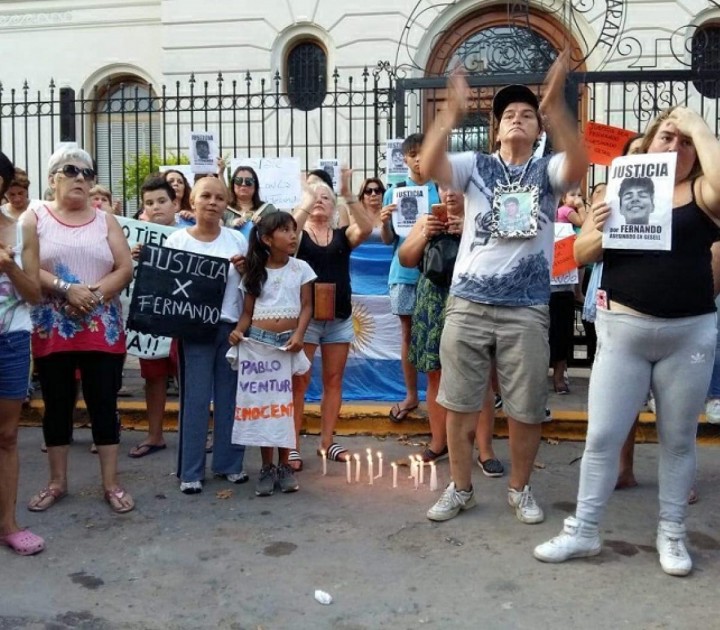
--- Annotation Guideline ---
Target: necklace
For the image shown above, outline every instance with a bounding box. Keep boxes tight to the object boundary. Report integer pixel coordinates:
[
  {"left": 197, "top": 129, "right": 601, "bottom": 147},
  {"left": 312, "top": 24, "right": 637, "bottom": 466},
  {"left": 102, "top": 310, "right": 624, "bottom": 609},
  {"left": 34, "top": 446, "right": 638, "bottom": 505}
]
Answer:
[
  {"left": 496, "top": 153, "right": 533, "bottom": 187},
  {"left": 307, "top": 224, "right": 331, "bottom": 246}
]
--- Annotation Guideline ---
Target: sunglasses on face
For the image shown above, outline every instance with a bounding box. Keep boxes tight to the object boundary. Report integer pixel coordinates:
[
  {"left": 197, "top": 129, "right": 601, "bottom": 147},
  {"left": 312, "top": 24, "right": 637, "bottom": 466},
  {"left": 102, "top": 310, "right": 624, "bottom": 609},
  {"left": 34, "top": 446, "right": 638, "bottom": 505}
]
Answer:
[
  {"left": 363, "top": 187, "right": 383, "bottom": 196},
  {"left": 232, "top": 176, "right": 256, "bottom": 187},
  {"left": 56, "top": 164, "right": 95, "bottom": 181}
]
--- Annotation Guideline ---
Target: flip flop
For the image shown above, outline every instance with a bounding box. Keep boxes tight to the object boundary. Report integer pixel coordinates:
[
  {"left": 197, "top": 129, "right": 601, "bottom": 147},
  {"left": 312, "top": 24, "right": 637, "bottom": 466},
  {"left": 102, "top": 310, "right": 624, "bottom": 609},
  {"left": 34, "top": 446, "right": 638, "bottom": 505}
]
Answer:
[
  {"left": 104, "top": 487, "right": 135, "bottom": 514},
  {"left": 128, "top": 443, "right": 167, "bottom": 458},
  {"left": 0, "top": 529, "right": 45, "bottom": 556},
  {"left": 288, "top": 450, "right": 303, "bottom": 472},
  {"left": 389, "top": 403, "right": 419, "bottom": 423},
  {"left": 320, "top": 443, "right": 349, "bottom": 462},
  {"left": 27, "top": 486, "right": 67, "bottom": 512}
]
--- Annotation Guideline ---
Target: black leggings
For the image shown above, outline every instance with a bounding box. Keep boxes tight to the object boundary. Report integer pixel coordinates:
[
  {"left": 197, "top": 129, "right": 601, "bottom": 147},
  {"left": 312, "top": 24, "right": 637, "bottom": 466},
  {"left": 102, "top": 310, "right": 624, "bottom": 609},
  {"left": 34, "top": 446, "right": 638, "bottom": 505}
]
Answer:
[
  {"left": 35, "top": 351, "right": 124, "bottom": 447},
  {"left": 549, "top": 291, "right": 575, "bottom": 364}
]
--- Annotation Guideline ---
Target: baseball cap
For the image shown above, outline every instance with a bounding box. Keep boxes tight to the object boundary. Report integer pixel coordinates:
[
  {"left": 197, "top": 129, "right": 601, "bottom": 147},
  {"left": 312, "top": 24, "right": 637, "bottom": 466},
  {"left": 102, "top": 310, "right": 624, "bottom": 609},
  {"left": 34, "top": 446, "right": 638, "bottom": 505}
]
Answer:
[{"left": 492, "top": 85, "right": 539, "bottom": 120}]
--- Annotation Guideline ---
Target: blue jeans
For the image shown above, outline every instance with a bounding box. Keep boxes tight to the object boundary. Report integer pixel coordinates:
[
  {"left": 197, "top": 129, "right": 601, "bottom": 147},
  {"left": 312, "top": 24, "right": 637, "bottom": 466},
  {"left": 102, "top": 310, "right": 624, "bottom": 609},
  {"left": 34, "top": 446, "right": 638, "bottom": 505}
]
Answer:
[
  {"left": 708, "top": 295, "right": 720, "bottom": 398},
  {"left": 177, "top": 322, "right": 244, "bottom": 482}
]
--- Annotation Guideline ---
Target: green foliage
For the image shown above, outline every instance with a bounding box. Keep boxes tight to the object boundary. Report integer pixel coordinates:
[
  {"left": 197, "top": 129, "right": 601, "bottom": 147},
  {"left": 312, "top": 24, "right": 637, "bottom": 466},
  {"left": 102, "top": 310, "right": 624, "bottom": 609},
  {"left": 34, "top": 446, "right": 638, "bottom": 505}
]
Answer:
[{"left": 123, "top": 151, "right": 189, "bottom": 200}]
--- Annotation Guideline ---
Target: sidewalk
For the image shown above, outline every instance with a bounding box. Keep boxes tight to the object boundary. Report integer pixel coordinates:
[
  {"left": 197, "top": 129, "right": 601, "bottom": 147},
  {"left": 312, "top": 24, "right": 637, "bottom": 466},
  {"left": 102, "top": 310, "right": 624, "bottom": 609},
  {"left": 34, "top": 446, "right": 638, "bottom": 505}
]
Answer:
[{"left": 3, "top": 429, "right": 720, "bottom": 628}]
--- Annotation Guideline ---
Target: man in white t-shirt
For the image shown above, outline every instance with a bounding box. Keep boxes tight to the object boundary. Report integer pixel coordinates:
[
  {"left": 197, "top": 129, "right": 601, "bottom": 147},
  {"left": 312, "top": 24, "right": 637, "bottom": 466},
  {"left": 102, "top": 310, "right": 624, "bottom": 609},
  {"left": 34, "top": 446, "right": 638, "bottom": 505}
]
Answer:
[{"left": 421, "top": 50, "right": 588, "bottom": 524}]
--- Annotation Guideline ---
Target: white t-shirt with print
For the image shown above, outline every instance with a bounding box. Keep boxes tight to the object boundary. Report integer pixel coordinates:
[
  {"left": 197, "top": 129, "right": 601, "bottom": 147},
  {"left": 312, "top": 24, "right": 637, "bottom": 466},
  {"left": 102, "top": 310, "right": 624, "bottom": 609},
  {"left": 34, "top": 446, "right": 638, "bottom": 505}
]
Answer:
[
  {"left": 0, "top": 222, "right": 31, "bottom": 334},
  {"left": 165, "top": 227, "right": 248, "bottom": 323},
  {"left": 249, "top": 257, "right": 317, "bottom": 320},
  {"left": 449, "top": 151, "right": 566, "bottom": 307}
]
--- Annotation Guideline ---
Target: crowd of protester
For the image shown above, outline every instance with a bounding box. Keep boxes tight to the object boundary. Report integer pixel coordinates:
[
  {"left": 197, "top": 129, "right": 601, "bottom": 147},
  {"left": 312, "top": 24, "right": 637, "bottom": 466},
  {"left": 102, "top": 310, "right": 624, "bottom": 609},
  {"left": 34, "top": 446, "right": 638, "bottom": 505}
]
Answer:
[{"left": 2, "top": 50, "right": 720, "bottom": 582}]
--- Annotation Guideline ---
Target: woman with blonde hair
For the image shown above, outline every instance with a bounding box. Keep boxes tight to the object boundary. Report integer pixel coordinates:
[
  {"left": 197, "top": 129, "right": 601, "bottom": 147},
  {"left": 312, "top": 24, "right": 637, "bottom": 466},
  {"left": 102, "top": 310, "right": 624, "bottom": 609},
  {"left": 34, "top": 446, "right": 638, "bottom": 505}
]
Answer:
[{"left": 535, "top": 106, "right": 720, "bottom": 576}]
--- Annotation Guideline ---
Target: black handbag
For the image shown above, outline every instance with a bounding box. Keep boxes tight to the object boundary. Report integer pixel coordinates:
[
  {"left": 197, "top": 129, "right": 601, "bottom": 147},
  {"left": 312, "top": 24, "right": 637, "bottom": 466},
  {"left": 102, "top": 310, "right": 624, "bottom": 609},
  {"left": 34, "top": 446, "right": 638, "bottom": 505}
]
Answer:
[{"left": 422, "top": 233, "right": 460, "bottom": 288}]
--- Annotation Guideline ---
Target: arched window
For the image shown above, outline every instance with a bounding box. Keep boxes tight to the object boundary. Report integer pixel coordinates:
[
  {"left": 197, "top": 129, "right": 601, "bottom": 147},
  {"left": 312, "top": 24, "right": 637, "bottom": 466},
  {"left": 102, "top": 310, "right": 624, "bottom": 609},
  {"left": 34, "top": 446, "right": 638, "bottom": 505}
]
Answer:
[
  {"left": 94, "top": 78, "right": 160, "bottom": 215},
  {"left": 692, "top": 24, "right": 720, "bottom": 98},
  {"left": 286, "top": 40, "right": 327, "bottom": 111}
]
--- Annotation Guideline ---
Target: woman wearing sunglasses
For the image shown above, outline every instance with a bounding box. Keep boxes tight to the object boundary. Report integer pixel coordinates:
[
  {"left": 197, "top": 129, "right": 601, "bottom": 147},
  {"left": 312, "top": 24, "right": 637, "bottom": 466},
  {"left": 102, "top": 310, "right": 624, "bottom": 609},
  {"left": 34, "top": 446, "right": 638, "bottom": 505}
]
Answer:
[
  {"left": 226, "top": 166, "right": 269, "bottom": 235},
  {"left": 348, "top": 177, "right": 395, "bottom": 296},
  {"left": 24, "top": 146, "right": 134, "bottom": 514}
]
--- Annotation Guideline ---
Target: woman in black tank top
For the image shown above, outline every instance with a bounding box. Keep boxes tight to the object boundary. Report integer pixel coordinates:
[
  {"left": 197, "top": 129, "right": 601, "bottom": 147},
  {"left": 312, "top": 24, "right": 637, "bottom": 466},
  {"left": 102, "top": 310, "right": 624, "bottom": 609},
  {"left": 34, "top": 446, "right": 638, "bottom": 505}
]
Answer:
[
  {"left": 290, "top": 173, "right": 373, "bottom": 468},
  {"left": 535, "top": 107, "right": 720, "bottom": 576}
]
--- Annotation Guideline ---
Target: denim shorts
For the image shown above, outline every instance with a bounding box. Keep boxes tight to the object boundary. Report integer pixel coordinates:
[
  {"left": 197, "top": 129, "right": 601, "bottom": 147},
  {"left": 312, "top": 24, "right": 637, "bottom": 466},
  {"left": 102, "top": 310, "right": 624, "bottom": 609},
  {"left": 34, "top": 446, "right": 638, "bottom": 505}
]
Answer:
[
  {"left": 304, "top": 317, "right": 354, "bottom": 345},
  {"left": 247, "top": 326, "right": 294, "bottom": 348},
  {"left": 389, "top": 283, "right": 417, "bottom": 316},
  {"left": 0, "top": 330, "right": 31, "bottom": 399}
]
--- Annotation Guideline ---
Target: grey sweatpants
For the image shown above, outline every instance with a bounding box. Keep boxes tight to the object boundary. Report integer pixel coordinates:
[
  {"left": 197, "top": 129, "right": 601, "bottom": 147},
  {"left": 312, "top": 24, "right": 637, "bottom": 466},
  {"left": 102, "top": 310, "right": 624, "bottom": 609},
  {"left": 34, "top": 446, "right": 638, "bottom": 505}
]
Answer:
[{"left": 576, "top": 308, "right": 717, "bottom": 525}]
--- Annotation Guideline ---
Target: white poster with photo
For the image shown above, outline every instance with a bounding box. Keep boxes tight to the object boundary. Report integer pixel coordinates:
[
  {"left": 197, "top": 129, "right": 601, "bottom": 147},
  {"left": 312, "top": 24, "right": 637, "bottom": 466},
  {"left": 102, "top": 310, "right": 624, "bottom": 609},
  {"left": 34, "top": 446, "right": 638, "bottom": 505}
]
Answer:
[
  {"left": 189, "top": 130, "right": 218, "bottom": 174},
  {"left": 391, "top": 185, "right": 429, "bottom": 237},
  {"left": 230, "top": 157, "right": 302, "bottom": 210},
  {"left": 386, "top": 139, "right": 407, "bottom": 180},
  {"left": 602, "top": 152, "right": 675, "bottom": 251},
  {"left": 228, "top": 338, "right": 310, "bottom": 449},
  {"left": 159, "top": 164, "right": 197, "bottom": 188},
  {"left": 116, "top": 216, "right": 178, "bottom": 358},
  {"left": 317, "top": 158, "right": 340, "bottom": 193}
]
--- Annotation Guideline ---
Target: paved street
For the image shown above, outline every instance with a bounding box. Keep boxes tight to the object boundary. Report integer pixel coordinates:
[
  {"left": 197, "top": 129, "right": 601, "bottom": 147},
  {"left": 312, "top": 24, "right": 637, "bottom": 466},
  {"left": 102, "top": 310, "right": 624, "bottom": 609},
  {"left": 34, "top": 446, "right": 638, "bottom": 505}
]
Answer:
[{"left": 3, "top": 428, "right": 719, "bottom": 629}]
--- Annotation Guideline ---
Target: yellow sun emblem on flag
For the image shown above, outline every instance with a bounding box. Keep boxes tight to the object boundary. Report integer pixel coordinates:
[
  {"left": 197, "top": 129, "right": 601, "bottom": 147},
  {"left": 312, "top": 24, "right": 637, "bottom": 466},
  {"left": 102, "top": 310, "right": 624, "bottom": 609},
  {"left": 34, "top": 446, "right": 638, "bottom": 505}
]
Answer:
[{"left": 351, "top": 300, "right": 375, "bottom": 354}]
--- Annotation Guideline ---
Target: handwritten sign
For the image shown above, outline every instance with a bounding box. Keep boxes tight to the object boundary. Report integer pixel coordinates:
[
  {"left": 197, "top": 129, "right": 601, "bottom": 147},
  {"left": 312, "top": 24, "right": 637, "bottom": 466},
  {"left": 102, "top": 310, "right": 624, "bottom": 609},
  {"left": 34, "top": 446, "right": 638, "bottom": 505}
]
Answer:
[
  {"left": 602, "top": 153, "right": 675, "bottom": 251},
  {"left": 117, "top": 217, "right": 177, "bottom": 358},
  {"left": 392, "top": 185, "right": 429, "bottom": 237},
  {"left": 230, "top": 157, "right": 302, "bottom": 210},
  {"left": 189, "top": 130, "right": 218, "bottom": 174},
  {"left": 127, "top": 244, "right": 228, "bottom": 340},
  {"left": 229, "top": 338, "right": 310, "bottom": 448},
  {"left": 584, "top": 122, "right": 637, "bottom": 167},
  {"left": 552, "top": 223, "right": 578, "bottom": 284}
]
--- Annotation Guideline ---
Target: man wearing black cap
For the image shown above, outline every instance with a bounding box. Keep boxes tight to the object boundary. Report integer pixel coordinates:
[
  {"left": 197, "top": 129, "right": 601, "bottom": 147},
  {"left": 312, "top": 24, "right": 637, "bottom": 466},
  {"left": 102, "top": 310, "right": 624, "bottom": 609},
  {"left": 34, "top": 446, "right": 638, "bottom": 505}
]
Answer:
[{"left": 419, "top": 50, "right": 588, "bottom": 525}]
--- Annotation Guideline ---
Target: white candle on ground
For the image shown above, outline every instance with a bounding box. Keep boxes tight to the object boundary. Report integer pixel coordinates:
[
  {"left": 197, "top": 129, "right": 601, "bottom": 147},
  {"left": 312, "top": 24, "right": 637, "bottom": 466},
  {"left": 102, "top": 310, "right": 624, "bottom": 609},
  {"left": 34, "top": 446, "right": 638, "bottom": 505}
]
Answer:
[
  {"left": 408, "top": 456, "right": 416, "bottom": 479},
  {"left": 354, "top": 453, "right": 361, "bottom": 483},
  {"left": 376, "top": 451, "right": 383, "bottom": 478},
  {"left": 429, "top": 461, "right": 438, "bottom": 491},
  {"left": 346, "top": 455, "right": 352, "bottom": 484},
  {"left": 414, "top": 464, "right": 419, "bottom": 490},
  {"left": 366, "top": 448, "right": 374, "bottom": 485},
  {"left": 417, "top": 456, "right": 425, "bottom": 485},
  {"left": 391, "top": 462, "right": 398, "bottom": 488},
  {"left": 321, "top": 449, "right": 327, "bottom": 476}
]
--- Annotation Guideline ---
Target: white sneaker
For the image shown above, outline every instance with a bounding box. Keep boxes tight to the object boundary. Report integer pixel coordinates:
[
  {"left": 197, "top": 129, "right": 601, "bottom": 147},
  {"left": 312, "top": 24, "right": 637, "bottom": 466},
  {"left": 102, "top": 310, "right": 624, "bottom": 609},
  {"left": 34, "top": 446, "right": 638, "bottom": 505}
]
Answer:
[
  {"left": 180, "top": 480, "right": 202, "bottom": 494},
  {"left": 426, "top": 482, "right": 476, "bottom": 521},
  {"left": 705, "top": 398, "right": 720, "bottom": 425},
  {"left": 657, "top": 521, "right": 692, "bottom": 576},
  {"left": 534, "top": 516, "right": 602, "bottom": 563},
  {"left": 508, "top": 485, "right": 544, "bottom": 523}
]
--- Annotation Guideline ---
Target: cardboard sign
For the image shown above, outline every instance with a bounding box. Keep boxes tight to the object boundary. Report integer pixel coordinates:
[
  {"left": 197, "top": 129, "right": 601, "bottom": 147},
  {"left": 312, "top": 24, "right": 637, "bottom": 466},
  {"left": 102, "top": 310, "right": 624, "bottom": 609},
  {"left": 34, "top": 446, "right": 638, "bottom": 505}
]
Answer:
[
  {"left": 584, "top": 122, "right": 638, "bottom": 167},
  {"left": 391, "top": 185, "right": 429, "bottom": 237},
  {"left": 189, "top": 130, "right": 218, "bottom": 174},
  {"left": 229, "top": 338, "right": 311, "bottom": 449},
  {"left": 230, "top": 157, "right": 302, "bottom": 210},
  {"left": 602, "top": 153, "right": 676, "bottom": 251},
  {"left": 127, "top": 244, "right": 228, "bottom": 340},
  {"left": 117, "top": 217, "right": 178, "bottom": 358},
  {"left": 317, "top": 158, "right": 340, "bottom": 193},
  {"left": 552, "top": 223, "right": 578, "bottom": 283}
]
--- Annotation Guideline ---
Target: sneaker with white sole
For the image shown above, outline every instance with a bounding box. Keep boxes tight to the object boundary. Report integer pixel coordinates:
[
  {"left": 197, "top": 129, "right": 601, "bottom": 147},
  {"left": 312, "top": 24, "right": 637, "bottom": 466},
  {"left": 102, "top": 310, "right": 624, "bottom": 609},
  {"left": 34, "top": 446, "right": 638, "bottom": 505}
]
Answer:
[
  {"left": 255, "top": 464, "right": 277, "bottom": 497},
  {"left": 426, "top": 482, "right": 476, "bottom": 522},
  {"left": 224, "top": 472, "right": 249, "bottom": 484},
  {"left": 657, "top": 520, "right": 692, "bottom": 576},
  {"left": 534, "top": 516, "right": 601, "bottom": 562},
  {"left": 180, "top": 480, "right": 203, "bottom": 495},
  {"left": 507, "top": 485, "right": 544, "bottom": 523},
  {"left": 276, "top": 464, "right": 300, "bottom": 493},
  {"left": 705, "top": 398, "right": 720, "bottom": 425}
]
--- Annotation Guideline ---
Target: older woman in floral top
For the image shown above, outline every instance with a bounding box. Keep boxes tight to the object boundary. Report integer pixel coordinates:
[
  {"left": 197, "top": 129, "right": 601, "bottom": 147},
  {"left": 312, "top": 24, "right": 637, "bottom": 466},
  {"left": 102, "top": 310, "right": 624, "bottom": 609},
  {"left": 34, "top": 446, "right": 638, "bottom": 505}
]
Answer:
[{"left": 25, "top": 145, "right": 134, "bottom": 514}]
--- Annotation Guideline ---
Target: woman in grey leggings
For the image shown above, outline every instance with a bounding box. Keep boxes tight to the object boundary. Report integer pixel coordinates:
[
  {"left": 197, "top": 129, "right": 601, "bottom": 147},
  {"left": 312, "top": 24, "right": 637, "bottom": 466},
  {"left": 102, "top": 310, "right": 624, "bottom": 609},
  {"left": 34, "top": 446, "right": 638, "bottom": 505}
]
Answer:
[{"left": 534, "top": 106, "right": 720, "bottom": 576}]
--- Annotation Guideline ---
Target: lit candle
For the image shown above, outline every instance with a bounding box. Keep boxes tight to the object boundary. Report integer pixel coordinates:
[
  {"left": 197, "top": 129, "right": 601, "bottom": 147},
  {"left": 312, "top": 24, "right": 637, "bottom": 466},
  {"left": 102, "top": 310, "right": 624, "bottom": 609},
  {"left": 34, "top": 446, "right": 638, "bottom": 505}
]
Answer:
[
  {"left": 414, "top": 464, "right": 419, "bottom": 490},
  {"left": 354, "top": 453, "right": 361, "bottom": 483},
  {"left": 391, "top": 462, "right": 398, "bottom": 488},
  {"left": 366, "top": 448, "right": 374, "bottom": 485},
  {"left": 376, "top": 451, "right": 383, "bottom": 478},
  {"left": 346, "top": 455, "right": 352, "bottom": 484},
  {"left": 429, "top": 461, "right": 438, "bottom": 491},
  {"left": 320, "top": 449, "right": 327, "bottom": 476},
  {"left": 417, "top": 456, "right": 425, "bottom": 485},
  {"left": 408, "top": 455, "right": 416, "bottom": 479}
]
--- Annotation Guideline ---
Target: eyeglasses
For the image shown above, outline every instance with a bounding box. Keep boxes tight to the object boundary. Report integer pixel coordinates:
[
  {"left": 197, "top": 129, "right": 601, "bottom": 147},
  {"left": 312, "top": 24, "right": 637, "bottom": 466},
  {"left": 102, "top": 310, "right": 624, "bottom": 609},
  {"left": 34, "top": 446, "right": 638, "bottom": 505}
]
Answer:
[
  {"left": 56, "top": 164, "right": 95, "bottom": 181},
  {"left": 232, "top": 176, "right": 256, "bottom": 187},
  {"left": 363, "top": 187, "right": 383, "bottom": 196}
]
